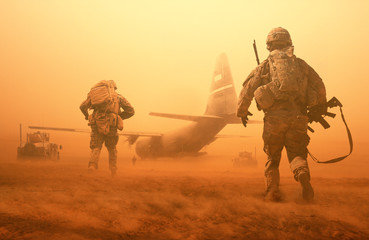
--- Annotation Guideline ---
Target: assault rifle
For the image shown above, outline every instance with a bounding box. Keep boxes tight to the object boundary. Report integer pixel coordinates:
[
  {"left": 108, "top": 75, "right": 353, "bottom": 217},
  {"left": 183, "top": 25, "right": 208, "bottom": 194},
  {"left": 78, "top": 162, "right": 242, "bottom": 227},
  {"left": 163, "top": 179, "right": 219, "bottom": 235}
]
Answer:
[
  {"left": 307, "top": 96, "right": 353, "bottom": 164},
  {"left": 307, "top": 97, "right": 342, "bottom": 132}
]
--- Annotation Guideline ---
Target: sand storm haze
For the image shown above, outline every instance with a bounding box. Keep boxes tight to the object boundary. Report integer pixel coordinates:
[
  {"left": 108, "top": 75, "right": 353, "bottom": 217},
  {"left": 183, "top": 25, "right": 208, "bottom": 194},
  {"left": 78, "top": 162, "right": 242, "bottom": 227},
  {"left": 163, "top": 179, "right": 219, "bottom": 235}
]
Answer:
[
  {"left": 0, "top": 156, "right": 369, "bottom": 240},
  {"left": 1, "top": 0, "right": 369, "bottom": 239}
]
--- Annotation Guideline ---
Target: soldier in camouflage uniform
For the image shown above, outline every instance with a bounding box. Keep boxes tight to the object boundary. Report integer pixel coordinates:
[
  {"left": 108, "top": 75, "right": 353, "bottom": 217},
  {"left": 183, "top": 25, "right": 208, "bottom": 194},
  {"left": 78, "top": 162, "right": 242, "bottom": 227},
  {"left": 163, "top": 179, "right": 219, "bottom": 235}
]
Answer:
[
  {"left": 80, "top": 80, "right": 134, "bottom": 176},
  {"left": 237, "top": 27, "right": 326, "bottom": 202}
]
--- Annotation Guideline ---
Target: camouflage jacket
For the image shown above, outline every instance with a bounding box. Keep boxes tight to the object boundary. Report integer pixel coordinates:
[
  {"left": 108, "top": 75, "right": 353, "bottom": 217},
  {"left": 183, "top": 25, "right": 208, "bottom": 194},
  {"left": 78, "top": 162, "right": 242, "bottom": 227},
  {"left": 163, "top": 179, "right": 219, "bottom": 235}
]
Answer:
[
  {"left": 80, "top": 94, "right": 135, "bottom": 120},
  {"left": 237, "top": 57, "right": 326, "bottom": 118}
]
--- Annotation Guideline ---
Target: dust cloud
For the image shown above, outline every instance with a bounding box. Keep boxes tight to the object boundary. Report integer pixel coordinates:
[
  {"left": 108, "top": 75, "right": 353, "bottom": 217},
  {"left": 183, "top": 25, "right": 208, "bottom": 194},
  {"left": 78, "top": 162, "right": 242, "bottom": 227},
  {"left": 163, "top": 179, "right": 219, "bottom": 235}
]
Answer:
[
  {"left": 0, "top": 154, "right": 368, "bottom": 240},
  {"left": 1, "top": 0, "right": 369, "bottom": 239}
]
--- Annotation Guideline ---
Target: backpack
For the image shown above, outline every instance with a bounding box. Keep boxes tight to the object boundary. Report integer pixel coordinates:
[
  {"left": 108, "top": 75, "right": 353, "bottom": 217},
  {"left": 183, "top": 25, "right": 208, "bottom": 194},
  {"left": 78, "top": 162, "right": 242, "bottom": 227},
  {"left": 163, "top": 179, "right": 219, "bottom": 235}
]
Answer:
[
  {"left": 254, "top": 46, "right": 308, "bottom": 110},
  {"left": 88, "top": 80, "right": 116, "bottom": 107},
  {"left": 87, "top": 80, "right": 123, "bottom": 134},
  {"left": 268, "top": 46, "right": 302, "bottom": 94}
]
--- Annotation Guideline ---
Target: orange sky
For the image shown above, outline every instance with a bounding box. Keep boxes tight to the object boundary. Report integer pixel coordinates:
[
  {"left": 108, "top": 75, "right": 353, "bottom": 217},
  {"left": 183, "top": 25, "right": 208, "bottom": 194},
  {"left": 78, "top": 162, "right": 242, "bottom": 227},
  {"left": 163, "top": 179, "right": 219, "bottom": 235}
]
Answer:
[{"left": 1, "top": 0, "right": 368, "bottom": 161}]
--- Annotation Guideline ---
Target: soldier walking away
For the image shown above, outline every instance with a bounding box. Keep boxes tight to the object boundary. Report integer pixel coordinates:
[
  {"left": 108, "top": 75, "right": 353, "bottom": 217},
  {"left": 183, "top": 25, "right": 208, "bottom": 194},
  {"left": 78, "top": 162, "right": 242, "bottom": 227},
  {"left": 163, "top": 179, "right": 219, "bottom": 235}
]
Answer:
[
  {"left": 80, "top": 80, "right": 135, "bottom": 176},
  {"left": 237, "top": 27, "right": 327, "bottom": 202}
]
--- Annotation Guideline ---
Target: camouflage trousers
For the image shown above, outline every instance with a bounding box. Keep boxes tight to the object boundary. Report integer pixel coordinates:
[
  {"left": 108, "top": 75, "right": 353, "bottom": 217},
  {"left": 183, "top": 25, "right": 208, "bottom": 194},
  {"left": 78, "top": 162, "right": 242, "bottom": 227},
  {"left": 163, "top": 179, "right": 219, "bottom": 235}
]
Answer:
[
  {"left": 89, "top": 126, "right": 119, "bottom": 171},
  {"left": 262, "top": 111, "right": 310, "bottom": 191}
]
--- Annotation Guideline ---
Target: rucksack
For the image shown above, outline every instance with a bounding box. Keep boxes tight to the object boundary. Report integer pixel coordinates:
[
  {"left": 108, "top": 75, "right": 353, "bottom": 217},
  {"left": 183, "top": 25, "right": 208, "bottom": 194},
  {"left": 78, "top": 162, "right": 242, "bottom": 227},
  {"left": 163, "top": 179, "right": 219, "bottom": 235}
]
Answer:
[
  {"left": 87, "top": 80, "right": 123, "bottom": 135},
  {"left": 254, "top": 46, "right": 308, "bottom": 110},
  {"left": 268, "top": 47, "right": 302, "bottom": 94},
  {"left": 88, "top": 80, "right": 116, "bottom": 107}
]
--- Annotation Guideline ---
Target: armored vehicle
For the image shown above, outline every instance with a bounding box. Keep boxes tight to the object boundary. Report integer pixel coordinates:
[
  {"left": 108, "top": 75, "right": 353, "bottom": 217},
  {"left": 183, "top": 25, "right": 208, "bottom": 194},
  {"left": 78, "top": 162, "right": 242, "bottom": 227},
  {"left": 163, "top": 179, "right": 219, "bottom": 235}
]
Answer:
[
  {"left": 232, "top": 150, "right": 257, "bottom": 167},
  {"left": 17, "top": 125, "right": 62, "bottom": 160}
]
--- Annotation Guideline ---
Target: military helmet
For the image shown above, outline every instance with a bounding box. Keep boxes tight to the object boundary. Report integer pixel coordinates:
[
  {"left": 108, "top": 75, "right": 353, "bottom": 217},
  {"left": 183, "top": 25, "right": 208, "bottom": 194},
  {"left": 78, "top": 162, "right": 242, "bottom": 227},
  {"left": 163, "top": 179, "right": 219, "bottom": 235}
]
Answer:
[{"left": 266, "top": 27, "right": 292, "bottom": 50}]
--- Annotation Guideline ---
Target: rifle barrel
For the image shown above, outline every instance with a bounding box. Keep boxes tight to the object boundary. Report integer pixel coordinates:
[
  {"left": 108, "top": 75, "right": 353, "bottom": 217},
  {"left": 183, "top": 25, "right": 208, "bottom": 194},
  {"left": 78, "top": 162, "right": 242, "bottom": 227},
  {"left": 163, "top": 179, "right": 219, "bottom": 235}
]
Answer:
[{"left": 253, "top": 40, "right": 260, "bottom": 65}]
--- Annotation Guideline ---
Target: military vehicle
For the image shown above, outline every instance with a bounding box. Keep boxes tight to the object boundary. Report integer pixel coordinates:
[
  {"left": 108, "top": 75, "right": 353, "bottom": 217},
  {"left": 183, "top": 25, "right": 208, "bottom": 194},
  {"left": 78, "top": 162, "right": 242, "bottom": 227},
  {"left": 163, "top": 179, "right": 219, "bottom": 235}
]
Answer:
[
  {"left": 17, "top": 124, "right": 62, "bottom": 160},
  {"left": 232, "top": 150, "right": 257, "bottom": 167}
]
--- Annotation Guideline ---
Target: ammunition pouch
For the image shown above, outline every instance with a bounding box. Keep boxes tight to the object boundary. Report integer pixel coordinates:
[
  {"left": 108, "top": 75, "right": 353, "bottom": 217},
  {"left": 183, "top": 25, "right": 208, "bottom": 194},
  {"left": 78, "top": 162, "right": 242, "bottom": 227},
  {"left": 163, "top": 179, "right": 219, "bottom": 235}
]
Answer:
[
  {"left": 110, "top": 113, "right": 123, "bottom": 131},
  {"left": 95, "top": 113, "right": 111, "bottom": 135},
  {"left": 88, "top": 114, "right": 95, "bottom": 126},
  {"left": 117, "top": 115, "right": 124, "bottom": 130},
  {"left": 89, "top": 112, "right": 123, "bottom": 135},
  {"left": 254, "top": 83, "right": 275, "bottom": 110}
]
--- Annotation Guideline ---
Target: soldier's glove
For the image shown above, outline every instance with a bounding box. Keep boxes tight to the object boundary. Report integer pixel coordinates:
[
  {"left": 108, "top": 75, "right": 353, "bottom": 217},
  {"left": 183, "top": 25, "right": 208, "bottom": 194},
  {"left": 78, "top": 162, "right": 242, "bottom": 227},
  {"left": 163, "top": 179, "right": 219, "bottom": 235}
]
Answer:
[{"left": 241, "top": 111, "right": 253, "bottom": 128}]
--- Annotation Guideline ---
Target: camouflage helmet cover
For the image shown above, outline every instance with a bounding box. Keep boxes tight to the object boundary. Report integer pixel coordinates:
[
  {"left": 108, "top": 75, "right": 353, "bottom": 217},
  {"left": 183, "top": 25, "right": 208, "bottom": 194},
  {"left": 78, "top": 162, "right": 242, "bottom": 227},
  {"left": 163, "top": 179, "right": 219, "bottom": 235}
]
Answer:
[{"left": 266, "top": 27, "right": 292, "bottom": 47}]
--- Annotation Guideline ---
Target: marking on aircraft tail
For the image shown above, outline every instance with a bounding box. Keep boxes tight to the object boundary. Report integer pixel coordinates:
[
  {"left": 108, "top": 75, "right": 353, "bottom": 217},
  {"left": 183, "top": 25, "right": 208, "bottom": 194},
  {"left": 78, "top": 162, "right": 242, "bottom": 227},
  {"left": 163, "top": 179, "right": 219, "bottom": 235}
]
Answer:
[
  {"left": 209, "top": 84, "right": 233, "bottom": 95},
  {"left": 214, "top": 74, "right": 222, "bottom": 82}
]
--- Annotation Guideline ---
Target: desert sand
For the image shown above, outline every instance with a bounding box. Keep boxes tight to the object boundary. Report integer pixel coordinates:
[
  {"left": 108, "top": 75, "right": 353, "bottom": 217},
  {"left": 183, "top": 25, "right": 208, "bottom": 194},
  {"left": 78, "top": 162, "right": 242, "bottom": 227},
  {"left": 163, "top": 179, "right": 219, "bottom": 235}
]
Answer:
[{"left": 0, "top": 155, "right": 368, "bottom": 240}]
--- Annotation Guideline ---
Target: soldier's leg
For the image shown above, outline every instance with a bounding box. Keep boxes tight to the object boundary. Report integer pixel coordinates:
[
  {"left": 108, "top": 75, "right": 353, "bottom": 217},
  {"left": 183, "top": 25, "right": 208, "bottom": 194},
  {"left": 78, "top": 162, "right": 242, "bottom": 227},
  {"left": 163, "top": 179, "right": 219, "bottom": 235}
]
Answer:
[
  {"left": 263, "top": 115, "right": 288, "bottom": 201},
  {"left": 89, "top": 128, "right": 104, "bottom": 170},
  {"left": 105, "top": 131, "right": 119, "bottom": 176},
  {"left": 285, "top": 115, "right": 313, "bottom": 201}
]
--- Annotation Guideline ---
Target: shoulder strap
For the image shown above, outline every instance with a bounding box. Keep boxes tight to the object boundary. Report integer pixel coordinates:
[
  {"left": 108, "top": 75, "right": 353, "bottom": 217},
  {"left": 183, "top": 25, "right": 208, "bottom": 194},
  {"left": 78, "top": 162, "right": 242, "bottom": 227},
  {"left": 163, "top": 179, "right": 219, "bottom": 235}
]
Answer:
[{"left": 308, "top": 105, "right": 353, "bottom": 164}]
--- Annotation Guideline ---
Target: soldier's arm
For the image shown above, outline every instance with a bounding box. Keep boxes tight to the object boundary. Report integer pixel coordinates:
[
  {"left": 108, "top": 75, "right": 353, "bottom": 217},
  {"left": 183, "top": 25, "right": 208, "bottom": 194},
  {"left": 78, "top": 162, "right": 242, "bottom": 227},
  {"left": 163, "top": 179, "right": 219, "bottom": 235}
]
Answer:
[
  {"left": 307, "top": 64, "right": 327, "bottom": 106},
  {"left": 79, "top": 97, "right": 91, "bottom": 120},
  {"left": 237, "top": 63, "right": 265, "bottom": 117},
  {"left": 298, "top": 58, "right": 327, "bottom": 116},
  {"left": 118, "top": 95, "right": 135, "bottom": 120},
  {"left": 298, "top": 59, "right": 327, "bottom": 107}
]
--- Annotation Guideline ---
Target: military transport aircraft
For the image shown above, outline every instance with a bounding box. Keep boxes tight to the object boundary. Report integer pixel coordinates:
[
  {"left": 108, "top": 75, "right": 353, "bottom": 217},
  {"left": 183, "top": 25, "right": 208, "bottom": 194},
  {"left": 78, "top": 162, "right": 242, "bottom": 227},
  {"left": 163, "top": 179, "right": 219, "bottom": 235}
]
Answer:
[{"left": 30, "top": 53, "right": 261, "bottom": 159}]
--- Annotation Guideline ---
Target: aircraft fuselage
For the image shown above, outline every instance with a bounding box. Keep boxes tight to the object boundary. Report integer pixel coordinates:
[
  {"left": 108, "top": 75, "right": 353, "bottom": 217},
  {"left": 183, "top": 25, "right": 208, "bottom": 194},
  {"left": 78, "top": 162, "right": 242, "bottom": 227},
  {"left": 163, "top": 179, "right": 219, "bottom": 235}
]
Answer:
[{"left": 135, "top": 119, "right": 227, "bottom": 158}]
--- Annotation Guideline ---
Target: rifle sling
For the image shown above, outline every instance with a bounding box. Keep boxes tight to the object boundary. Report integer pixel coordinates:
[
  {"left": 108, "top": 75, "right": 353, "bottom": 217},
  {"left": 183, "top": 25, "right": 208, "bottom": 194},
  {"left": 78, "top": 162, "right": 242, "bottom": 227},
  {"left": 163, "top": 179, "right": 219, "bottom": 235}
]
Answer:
[{"left": 308, "top": 106, "right": 353, "bottom": 164}]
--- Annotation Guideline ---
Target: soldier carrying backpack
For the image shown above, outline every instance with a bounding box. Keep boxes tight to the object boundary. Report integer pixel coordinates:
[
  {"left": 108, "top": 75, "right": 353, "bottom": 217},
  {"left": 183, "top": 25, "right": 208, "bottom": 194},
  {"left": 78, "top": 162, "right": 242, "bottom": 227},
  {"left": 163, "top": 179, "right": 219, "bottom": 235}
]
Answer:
[
  {"left": 80, "top": 80, "right": 135, "bottom": 176},
  {"left": 237, "top": 27, "right": 327, "bottom": 202}
]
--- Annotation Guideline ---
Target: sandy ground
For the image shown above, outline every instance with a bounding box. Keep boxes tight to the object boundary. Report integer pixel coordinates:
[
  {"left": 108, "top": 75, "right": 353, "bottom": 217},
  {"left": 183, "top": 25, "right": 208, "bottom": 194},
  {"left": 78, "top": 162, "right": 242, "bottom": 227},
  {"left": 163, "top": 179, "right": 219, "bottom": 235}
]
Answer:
[{"left": 0, "top": 156, "right": 368, "bottom": 240}]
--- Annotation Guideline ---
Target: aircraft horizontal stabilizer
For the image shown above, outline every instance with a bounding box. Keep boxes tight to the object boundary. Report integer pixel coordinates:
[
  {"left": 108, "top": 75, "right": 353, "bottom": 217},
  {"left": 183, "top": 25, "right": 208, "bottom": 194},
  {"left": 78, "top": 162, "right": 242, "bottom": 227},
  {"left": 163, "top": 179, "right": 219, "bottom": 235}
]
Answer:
[
  {"left": 149, "top": 112, "right": 222, "bottom": 121},
  {"left": 149, "top": 112, "right": 263, "bottom": 125}
]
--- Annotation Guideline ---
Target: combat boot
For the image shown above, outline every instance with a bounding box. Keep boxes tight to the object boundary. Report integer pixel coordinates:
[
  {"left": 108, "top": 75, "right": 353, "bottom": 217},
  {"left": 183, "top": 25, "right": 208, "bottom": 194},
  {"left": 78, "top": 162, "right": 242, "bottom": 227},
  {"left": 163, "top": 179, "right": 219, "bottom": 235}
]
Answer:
[
  {"left": 88, "top": 163, "right": 97, "bottom": 173},
  {"left": 264, "top": 186, "right": 281, "bottom": 202},
  {"left": 298, "top": 172, "right": 314, "bottom": 202},
  {"left": 264, "top": 170, "right": 281, "bottom": 202},
  {"left": 88, "top": 148, "right": 101, "bottom": 172}
]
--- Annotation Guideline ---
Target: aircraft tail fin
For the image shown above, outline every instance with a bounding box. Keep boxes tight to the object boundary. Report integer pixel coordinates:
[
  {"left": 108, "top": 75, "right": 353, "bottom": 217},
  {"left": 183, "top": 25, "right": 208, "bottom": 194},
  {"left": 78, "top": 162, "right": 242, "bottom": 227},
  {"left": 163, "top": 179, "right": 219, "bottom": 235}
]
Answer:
[{"left": 204, "top": 53, "right": 238, "bottom": 117}]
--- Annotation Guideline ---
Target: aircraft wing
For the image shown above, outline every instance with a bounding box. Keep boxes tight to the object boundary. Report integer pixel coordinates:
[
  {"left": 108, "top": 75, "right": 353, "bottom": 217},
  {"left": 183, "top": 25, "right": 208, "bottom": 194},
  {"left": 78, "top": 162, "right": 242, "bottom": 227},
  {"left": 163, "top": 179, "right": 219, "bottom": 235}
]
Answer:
[
  {"left": 29, "top": 126, "right": 90, "bottom": 133},
  {"left": 28, "top": 126, "right": 162, "bottom": 137},
  {"left": 120, "top": 131, "right": 162, "bottom": 137},
  {"left": 149, "top": 112, "right": 222, "bottom": 121}
]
